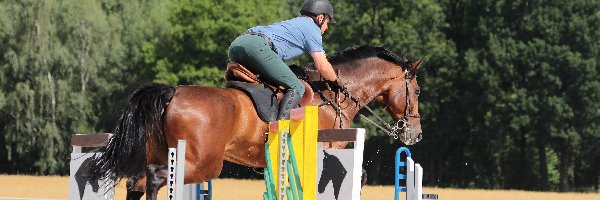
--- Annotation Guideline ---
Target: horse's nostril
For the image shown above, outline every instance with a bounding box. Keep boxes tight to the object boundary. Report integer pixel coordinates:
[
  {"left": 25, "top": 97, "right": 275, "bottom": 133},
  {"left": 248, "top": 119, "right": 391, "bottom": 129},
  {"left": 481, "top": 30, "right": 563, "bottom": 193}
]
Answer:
[{"left": 416, "top": 133, "right": 423, "bottom": 141}]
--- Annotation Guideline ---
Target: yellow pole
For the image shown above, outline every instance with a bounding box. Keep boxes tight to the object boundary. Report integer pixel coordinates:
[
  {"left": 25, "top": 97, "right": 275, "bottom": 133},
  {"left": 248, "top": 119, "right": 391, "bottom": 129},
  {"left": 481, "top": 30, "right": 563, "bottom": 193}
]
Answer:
[
  {"left": 267, "top": 106, "right": 318, "bottom": 200},
  {"left": 302, "top": 106, "right": 318, "bottom": 200},
  {"left": 290, "top": 108, "right": 305, "bottom": 186}
]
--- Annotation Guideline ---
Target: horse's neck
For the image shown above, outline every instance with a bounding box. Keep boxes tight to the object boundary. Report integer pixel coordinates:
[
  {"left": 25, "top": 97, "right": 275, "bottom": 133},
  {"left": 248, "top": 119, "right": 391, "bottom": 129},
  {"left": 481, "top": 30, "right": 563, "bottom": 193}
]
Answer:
[
  {"left": 341, "top": 59, "right": 393, "bottom": 101},
  {"left": 336, "top": 59, "right": 398, "bottom": 117},
  {"left": 304, "top": 58, "right": 399, "bottom": 119}
]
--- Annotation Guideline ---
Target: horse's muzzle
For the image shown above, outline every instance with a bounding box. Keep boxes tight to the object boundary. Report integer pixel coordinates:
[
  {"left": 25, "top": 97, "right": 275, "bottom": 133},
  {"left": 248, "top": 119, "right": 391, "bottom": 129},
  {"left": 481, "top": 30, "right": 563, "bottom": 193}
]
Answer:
[{"left": 399, "top": 121, "right": 422, "bottom": 145}]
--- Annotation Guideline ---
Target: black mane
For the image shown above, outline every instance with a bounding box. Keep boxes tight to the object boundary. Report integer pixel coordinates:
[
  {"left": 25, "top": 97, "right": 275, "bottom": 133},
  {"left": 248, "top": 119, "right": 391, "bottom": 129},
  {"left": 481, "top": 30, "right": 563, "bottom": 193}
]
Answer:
[{"left": 327, "top": 45, "right": 411, "bottom": 69}]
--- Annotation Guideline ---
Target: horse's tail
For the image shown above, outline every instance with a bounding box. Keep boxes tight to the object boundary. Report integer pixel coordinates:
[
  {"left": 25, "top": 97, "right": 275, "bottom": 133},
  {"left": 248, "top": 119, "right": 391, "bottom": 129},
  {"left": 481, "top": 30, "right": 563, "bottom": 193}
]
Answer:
[{"left": 88, "top": 83, "right": 176, "bottom": 183}]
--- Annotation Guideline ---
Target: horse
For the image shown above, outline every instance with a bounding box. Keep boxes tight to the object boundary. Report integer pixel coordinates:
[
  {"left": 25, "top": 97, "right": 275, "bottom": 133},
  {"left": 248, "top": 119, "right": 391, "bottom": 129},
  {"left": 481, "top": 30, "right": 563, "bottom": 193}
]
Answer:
[{"left": 88, "top": 45, "right": 423, "bottom": 200}]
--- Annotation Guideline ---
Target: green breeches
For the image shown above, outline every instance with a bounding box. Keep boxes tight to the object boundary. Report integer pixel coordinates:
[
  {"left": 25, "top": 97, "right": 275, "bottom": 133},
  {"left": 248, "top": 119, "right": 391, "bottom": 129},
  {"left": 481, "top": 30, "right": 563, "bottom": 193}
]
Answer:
[{"left": 228, "top": 34, "right": 305, "bottom": 97}]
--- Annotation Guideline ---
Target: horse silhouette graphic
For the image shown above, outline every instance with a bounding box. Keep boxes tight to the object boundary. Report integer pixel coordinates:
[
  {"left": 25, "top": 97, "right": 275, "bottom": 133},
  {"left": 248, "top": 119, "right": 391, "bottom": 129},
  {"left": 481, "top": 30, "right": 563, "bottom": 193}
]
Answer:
[{"left": 318, "top": 151, "right": 347, "bottom": 199}]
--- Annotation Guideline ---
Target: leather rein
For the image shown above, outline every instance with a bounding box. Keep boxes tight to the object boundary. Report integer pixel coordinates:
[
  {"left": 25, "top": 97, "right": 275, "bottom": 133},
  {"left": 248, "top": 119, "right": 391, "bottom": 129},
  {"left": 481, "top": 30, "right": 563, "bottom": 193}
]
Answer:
[{"left": 305, "top": 68, "right": 419, "bottom": 142}]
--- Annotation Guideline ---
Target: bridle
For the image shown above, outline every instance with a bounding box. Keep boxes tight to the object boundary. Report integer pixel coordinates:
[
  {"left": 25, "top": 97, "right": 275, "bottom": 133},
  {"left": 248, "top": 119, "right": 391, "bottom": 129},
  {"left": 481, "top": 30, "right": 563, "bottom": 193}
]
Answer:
[
  {"left": 356, "top": 69, "right": 420, "bottom": 144},
  {"left": 309, "top": 67, "right": 419, "bottom": 144}
]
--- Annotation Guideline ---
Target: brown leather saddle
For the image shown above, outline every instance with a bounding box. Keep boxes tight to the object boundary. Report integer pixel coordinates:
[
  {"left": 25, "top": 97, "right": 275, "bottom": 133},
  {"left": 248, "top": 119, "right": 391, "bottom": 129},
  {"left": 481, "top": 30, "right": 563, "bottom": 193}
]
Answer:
[
  {"left": 224, "top": 62, "right": 314, "bottom": 122},
  {"left": 224, "top": 62, "right": 314, "bottom": 106}
]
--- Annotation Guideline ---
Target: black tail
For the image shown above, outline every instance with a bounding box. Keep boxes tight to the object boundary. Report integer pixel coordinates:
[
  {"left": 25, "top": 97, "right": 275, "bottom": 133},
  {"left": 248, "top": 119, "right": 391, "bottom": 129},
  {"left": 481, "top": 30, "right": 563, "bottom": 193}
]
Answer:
[{"left": 88, "top": 83, "right": 175, "bottom": 183}]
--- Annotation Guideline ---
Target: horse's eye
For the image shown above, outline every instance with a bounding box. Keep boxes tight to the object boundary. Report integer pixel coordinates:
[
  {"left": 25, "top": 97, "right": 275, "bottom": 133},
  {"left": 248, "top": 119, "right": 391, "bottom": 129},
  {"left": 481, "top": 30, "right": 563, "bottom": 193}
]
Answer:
[{"left": 415, "top": 89, "right": 420, "bottom": 96}]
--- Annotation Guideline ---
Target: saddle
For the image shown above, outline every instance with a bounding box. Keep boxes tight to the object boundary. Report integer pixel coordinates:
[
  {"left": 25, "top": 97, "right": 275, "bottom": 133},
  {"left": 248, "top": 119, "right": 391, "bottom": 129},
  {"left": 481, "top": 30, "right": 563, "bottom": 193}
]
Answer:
[{"left": 224, "top": 62, "right": 314, "bottom": 122}]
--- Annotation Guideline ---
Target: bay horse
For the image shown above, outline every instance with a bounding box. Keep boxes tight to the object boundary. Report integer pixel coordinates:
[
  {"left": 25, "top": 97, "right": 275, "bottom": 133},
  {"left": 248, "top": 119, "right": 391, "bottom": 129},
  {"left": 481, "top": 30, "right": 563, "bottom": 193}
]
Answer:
[{"left": 88, "top": 45, "right": 423, "bottom": 199}]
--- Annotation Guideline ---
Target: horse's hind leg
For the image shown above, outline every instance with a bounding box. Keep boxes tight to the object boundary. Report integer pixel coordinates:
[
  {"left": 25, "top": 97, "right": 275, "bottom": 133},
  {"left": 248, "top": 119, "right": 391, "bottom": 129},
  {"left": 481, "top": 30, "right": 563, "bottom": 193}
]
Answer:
[
  {"left": 126, "top": 172, "right": 146, "bottom": 200},
  {"left": 145, "top": 164, "right": 168, "bottom": 200},
  {"left": 126, "top": 190, "right": 144, "bottom": 200}
]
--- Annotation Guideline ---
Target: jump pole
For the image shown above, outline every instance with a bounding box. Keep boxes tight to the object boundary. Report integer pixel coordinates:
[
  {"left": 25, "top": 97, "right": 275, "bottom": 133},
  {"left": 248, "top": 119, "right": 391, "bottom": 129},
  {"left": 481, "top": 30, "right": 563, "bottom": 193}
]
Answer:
[{"left": 168, "top": 140, "right": 213, "bottom": 200}]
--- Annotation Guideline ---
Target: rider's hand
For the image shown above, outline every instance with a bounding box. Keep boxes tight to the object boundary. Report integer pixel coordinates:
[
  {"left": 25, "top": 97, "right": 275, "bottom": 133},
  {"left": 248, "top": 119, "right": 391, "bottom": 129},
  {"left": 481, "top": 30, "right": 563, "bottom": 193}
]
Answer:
[{"left": 335, "top": 78, "right": 348, "bottom": 91}]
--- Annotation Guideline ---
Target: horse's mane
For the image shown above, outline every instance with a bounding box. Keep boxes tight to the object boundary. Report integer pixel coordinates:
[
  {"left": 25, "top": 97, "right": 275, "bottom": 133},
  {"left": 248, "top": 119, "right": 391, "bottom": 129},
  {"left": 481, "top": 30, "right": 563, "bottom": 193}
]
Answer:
[{"left": 326, "top": 45, "right": 411, "bottom": 69}]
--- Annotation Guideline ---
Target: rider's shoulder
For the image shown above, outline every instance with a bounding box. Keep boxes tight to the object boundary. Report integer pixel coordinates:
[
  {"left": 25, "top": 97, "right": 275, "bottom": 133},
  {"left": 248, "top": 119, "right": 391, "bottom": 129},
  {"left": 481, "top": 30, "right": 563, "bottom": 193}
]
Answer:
[
  {"left": 280, "top": 16, "right": 312, "bottom": 24},
  {"left": 285, "top": 17, "right": 319, "bottom": 31}
]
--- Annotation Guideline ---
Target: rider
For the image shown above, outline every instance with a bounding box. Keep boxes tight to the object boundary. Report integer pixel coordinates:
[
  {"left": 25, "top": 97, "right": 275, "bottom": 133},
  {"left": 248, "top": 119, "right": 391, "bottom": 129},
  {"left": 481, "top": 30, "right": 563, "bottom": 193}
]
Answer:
[{"left": 228, "top": 0, "right": 338, "bottom": 120}]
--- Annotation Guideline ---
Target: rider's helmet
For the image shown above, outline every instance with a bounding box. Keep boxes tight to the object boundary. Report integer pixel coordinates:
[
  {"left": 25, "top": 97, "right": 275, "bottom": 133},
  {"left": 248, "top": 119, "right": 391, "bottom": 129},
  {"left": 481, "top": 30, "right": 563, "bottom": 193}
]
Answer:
[{"left": 300, "top": 0, "right": 336, "bottom": 23}]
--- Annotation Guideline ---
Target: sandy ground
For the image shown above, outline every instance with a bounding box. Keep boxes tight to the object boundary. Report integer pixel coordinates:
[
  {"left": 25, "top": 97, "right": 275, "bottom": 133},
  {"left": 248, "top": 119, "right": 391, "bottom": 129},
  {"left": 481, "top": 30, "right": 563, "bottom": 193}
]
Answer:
[{"left": 0, "top": 175, "right": 599, "bottom": 200}]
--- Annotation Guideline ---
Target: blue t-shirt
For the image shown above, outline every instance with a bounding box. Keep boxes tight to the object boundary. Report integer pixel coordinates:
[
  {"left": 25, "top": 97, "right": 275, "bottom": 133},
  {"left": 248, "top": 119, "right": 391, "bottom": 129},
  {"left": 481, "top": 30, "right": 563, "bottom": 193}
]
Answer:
[{"left": 248, "top": 17, "right": 324, "bottom": 63}]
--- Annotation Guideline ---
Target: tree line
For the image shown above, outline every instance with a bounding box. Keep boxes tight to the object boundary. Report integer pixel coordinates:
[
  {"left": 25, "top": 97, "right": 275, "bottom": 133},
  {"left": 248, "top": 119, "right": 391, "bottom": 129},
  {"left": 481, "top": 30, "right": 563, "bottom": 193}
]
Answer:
[{"left": 0, "top": 0, "right": 598, "bottom": 192}]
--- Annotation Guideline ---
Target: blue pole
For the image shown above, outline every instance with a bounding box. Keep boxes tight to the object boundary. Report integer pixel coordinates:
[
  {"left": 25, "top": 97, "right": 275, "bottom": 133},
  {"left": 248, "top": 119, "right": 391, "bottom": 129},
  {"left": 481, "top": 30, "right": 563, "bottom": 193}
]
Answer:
[
  {"left": 195, "top": 184, "right": 200, "bottom": 200},
  {"left": 207, "top": 180, "right": 212, "bottom": 200},
  {"left": 395, "top": 147, "right": 412, "bottom": 200}
]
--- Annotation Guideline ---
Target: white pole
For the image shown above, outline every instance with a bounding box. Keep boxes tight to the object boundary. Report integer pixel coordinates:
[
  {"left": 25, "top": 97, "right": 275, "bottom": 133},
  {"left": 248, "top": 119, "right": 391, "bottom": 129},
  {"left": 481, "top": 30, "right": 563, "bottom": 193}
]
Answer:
[
  {"left": 351, "top": 128, "right": 366, "bottom": 200},
  {"left": 415, "top": 164, "right": 423, "bottom": 200},
  {"left": 168, "top": 148, "right": 177, "bottom": 200},
  {"left": 407, "top": 157, "right": 417, "bottom": 200},
  {"left": 176, "top": 140, "right": 187, "bottom": 200}
]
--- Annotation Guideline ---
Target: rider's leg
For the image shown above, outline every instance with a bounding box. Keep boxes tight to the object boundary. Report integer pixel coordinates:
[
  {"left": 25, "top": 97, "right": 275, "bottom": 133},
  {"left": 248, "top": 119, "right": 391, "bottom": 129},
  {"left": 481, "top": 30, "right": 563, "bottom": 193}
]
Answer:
[
  {"left": 228, "top": 34, "right": 305, "bottom": 120},
  {"left": 277, "top": 88, "right": 300, "bottom": 119},
  {"left": 252, "top": 60, "right": 305, "bottom": 119}
]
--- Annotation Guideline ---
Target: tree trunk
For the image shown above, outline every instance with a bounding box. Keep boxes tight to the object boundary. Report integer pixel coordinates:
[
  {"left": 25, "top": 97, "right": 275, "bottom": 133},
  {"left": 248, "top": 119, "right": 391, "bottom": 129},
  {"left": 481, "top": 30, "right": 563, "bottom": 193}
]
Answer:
[
  {"left": 47, "top": 72, "right": 56, "bottom": 124},
  {"left": 559, "top": 149, "right": 571, "bottom": 192},
  {"left": 537, "top": 137, "right": 549, "bottom": 191},
  {"left": 517, "top": 129, "right": 527, "bottom": 188}
]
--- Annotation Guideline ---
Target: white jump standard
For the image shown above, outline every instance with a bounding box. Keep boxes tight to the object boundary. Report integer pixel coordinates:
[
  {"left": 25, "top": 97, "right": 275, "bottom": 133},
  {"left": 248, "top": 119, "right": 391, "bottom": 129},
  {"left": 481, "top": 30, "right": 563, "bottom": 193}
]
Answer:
[
  {"left": 395, "top": 147, "right": 438, "bottom": 200},
  {"left": 168, "top": 140, "right": 213, "bottom": 200}
]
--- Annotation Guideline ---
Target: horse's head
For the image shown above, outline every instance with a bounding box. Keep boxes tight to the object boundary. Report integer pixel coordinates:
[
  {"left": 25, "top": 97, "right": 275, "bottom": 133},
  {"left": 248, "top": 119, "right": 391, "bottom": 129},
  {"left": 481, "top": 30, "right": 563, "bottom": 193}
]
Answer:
[
  {"left": 375, "top": 59, "right": 423, "bottom": 145},
  {"left": 307, "top": 45, "right": 424, "bottom": 145}
]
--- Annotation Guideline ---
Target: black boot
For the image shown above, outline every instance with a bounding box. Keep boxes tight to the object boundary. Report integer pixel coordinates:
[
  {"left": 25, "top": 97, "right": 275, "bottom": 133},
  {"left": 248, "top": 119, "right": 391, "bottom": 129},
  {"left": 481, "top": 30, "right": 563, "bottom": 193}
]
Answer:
[{"left": 277, "top": 89, "right": 301, "bottom": 120}]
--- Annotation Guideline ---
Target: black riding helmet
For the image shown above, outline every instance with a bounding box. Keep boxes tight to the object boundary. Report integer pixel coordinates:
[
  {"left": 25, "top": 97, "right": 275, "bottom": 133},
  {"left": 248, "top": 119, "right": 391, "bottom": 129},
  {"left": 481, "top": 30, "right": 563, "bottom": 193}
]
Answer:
[{"left": 300, "top": 0, "right": 336, "bottom": 24}]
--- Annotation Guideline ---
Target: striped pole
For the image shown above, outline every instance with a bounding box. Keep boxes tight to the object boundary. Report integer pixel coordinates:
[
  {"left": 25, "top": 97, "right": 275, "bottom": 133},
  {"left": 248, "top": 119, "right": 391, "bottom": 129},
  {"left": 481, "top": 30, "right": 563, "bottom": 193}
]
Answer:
[
  {"left": 168, "top": 148, "right": 177, "bottom": 200},
  {"left": 168, "top": 140, "right": 187, "bottom": 200},
  {"left": 176, "top": 140, "right": 187, "bottom": 200}
]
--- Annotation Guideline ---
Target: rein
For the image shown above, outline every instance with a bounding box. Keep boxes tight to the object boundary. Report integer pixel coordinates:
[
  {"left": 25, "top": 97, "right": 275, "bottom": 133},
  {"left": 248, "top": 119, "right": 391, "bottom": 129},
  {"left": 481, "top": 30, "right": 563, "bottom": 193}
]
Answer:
[{"left": 305, "top": 68, "right": 419, "bottom": 142}]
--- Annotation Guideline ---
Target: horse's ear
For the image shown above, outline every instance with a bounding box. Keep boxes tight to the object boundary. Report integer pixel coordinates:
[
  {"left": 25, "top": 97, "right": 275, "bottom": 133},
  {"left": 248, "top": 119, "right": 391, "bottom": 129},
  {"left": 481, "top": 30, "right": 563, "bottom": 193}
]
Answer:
[{"left": 410, "top": 56, "right": 427, "bottom": 71}]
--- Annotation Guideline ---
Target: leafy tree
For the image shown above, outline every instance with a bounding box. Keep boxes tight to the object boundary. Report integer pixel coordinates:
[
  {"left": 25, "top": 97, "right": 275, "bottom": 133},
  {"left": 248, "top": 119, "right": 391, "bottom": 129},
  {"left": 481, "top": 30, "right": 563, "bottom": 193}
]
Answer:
[
  {"left": 93, "top": 0, "right": 173, "bottom": 129},
  {"left": 146, "top": 0, "right": 284, "bottom": 86},
  {"left": 0, "top": 0, "right": 106, "bottom": 174},
  {"left": 0, "top": 0, "right": 173, "bottom": 174},
  {"left": 441, "top": 0, "right": 600, "bottom": 191}
]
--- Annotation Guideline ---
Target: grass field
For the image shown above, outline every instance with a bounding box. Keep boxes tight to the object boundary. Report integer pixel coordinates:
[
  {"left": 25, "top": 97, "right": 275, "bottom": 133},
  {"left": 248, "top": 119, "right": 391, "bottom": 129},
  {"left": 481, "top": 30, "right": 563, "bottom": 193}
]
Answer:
[{"left": 0, "top": 175, "right": 598, "bottom": 200}]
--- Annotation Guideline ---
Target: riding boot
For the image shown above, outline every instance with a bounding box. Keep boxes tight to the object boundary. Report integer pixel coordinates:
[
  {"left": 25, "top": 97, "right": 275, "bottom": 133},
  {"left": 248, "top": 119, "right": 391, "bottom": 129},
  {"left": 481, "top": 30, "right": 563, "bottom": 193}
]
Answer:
[{"left": 277, "top": 89, "right": 301, "bottom": 120}]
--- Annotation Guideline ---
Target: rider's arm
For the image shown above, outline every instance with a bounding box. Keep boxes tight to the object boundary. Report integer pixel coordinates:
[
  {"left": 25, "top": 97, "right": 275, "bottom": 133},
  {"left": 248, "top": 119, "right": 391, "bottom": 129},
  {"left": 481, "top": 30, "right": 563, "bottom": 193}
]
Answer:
[{"left": 311, "top": 51, "right": 337, "bottom": 81}]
